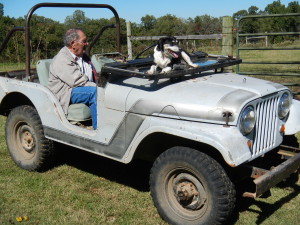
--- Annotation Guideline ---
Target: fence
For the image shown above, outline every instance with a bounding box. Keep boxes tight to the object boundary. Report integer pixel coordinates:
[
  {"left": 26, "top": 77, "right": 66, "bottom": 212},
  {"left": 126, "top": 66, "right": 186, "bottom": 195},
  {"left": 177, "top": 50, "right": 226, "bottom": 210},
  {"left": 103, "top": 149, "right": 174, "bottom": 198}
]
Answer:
[
  {"left": 126, "top": 15, "right": 300, "bottom": 95},
  {"left": 236, "top": 13, "right": 300, "bottom": 96},
  {"left": 245, "top": 36, "right": 268, "bottom": 47},
  {"left": 126, "top": 17, "right": 234, "bottom": 62}
]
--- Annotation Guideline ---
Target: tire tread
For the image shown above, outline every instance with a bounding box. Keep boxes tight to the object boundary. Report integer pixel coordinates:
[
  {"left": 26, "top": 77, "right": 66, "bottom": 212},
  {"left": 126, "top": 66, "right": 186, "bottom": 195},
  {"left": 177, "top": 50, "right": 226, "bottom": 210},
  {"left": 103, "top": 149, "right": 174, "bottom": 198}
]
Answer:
[
  {"left": 150, "top": 146, "right": 236, "bottom": 225},
  {"left": 5, "top": 105, "right": 55, "bottom": 172}
]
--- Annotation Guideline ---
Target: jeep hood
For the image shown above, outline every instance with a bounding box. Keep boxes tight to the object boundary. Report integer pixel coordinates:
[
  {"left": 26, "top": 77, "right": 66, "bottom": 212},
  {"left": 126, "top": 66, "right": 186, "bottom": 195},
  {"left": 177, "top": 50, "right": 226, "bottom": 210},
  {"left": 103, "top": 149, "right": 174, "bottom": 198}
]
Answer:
[{"left": 124, "top": 73, "right": 287, "bottom": 125}]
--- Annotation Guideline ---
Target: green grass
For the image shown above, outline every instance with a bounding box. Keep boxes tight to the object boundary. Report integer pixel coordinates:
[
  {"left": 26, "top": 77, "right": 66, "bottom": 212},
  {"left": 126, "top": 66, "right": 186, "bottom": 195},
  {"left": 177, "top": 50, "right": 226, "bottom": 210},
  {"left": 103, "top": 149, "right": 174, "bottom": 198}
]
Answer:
[
  {"left": 0, "top": 115, "right": 299, "bottom": 225},
  {"left": 0, "top": 62, "right": 26, "bottom": 72}
]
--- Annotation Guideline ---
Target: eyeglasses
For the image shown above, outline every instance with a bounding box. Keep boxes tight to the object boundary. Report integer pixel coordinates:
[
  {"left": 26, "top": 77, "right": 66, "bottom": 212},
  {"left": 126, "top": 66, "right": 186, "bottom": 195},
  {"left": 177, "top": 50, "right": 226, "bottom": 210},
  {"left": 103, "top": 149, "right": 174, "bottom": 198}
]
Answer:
[{"left": 76, "top": 39, "right": 88, "bottom": 44}]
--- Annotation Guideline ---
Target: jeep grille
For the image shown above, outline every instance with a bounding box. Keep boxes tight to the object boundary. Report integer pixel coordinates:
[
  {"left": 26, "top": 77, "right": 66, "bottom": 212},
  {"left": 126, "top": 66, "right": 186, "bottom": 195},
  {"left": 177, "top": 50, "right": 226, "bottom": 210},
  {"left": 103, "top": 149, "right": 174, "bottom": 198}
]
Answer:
[{"left": 252, "top": 95, "right": 280, "bottom": 156}]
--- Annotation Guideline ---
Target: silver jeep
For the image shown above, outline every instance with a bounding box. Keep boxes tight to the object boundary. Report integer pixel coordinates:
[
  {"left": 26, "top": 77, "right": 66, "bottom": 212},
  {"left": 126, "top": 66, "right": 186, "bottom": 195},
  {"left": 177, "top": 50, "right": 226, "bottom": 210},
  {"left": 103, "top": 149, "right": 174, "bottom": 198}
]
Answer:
[{"left": 0, "top": 3, "right": 299, "bottom": 225}]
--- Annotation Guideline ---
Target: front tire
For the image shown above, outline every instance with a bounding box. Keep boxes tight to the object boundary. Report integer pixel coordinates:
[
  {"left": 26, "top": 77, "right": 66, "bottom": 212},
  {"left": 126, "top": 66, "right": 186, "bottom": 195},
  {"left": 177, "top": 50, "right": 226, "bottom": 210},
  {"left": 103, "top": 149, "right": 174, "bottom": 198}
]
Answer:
[
  {"left": 5, "top": 105, "right": 55, "bottom": 171},
  {"left": 150, "top": 147, "right": 235, "bottom": 225}
]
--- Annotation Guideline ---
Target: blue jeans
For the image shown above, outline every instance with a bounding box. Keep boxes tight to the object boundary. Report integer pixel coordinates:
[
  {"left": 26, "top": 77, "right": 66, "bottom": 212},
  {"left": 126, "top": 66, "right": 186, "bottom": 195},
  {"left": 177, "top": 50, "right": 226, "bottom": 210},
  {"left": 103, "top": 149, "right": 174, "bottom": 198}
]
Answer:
[{"left": 70, "top": 86, "right": 97, "bottom": 129}]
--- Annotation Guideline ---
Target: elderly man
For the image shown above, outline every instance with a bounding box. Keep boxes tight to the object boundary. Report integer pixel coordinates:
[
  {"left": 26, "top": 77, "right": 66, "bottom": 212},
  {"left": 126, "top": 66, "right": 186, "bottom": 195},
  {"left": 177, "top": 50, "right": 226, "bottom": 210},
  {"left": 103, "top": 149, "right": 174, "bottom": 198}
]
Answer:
[{"left": 48, "top": 28, "right": 97, "bottom": 129}]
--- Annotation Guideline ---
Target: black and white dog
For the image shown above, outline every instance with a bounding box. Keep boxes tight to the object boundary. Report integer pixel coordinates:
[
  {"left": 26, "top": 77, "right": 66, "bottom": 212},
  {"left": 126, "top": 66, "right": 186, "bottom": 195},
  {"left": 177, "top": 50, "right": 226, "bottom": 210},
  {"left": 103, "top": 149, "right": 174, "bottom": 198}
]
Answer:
[{"left": 147, "top": 36, "right": 198, "bottom": 74}]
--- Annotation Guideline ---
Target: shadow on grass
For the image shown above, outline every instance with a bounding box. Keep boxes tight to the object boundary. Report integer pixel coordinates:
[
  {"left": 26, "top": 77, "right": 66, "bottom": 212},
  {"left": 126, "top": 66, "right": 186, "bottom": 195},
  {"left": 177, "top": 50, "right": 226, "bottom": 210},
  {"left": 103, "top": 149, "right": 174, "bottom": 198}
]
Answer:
[
  {"left": 227, "top": 173, "right": 299, "bottom": 225},
  {"left": 55, "top": 144, "right": 152, "bottom": 192},
  {"left": 54, "top": 143, "right": 299, "bottom": 225}
]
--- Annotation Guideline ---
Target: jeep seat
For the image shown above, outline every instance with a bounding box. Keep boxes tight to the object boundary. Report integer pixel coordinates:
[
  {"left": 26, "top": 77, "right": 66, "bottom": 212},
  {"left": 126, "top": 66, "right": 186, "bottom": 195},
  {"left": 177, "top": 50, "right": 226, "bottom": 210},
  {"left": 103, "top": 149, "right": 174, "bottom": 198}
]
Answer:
[
  {"left": 91, "top": 53, "right": 116, "bottom": 73},
  {"left": 36, "top": 59, "right": 91, "bottom": 122}
]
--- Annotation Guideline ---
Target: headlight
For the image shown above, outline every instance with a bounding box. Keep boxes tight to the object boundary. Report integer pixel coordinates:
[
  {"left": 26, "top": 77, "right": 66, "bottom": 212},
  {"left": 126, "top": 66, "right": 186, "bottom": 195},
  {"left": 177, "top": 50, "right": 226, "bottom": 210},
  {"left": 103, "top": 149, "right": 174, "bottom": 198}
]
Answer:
[
  {"left": 278, "top": 92, "right": 292, "bottom": 119},
  {"left": 239, "top": 106, "right": 256, "bottom": 135}
]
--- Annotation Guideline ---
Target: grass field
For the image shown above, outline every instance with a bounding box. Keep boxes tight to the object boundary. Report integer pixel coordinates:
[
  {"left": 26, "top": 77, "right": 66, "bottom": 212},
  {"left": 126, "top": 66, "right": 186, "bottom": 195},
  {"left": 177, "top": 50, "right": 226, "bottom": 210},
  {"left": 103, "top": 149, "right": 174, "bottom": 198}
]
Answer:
[
  {"left": 0, "top": 114, "right": 299, "bottom": 225},
  {"left": 0, "top": 62, "right": 26, "bottom": 72}
]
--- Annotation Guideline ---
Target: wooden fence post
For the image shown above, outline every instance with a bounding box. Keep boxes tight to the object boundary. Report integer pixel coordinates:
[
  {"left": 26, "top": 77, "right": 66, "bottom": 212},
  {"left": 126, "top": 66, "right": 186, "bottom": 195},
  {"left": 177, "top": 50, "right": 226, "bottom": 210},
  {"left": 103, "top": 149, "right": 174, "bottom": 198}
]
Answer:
[
  {"left": 126, "top": 21, "right": 133, "bottom": 60},
  {"left": 222, "top": 16, "right": 233, "bottom": 72}
]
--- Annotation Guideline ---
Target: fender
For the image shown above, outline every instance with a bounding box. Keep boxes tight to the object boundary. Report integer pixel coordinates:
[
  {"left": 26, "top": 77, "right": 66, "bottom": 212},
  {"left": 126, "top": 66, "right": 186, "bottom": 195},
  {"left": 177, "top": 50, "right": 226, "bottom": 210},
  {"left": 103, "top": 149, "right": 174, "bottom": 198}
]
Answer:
[
  {"left": 285, "top": 99, "right": 300, "bottom": 135},
  {"left": 0, "top": 77, "right": 69, "bottom": 127},
  {"left": 124, "top": 116, "right": 253, "bottom": 166}
]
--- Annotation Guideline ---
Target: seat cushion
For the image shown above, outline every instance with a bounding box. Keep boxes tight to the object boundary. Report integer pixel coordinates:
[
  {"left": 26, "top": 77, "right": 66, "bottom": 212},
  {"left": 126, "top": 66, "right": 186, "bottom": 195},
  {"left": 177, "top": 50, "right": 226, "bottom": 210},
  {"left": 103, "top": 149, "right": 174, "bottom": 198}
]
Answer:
[
  {"left": 91, "top": 54, "right": 117, "bottom": 73},
  {"left": 67, "top": 103, "right": 91, "bottom": 121}
]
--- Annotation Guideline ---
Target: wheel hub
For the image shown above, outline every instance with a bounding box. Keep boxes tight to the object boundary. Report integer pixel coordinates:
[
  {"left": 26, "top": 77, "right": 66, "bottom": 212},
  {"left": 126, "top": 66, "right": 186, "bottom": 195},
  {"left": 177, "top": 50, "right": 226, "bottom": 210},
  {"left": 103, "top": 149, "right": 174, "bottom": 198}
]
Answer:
[
  {"left": 173, "top": 173, "right": 207, "bottom": 210},
  {"left": 19, "top": 125, "right": 35, "bottom": 153},
  {"left": 176, "top": 182, "right": 198, "bottom": 201}
]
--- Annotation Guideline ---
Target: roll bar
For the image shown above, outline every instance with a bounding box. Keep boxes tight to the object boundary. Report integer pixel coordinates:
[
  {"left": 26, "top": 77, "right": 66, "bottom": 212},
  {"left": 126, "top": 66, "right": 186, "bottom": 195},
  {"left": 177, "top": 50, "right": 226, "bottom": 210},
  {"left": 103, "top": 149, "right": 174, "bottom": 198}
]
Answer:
[{"left": 1, "top": 2, "right": 121, "bottom": 81}]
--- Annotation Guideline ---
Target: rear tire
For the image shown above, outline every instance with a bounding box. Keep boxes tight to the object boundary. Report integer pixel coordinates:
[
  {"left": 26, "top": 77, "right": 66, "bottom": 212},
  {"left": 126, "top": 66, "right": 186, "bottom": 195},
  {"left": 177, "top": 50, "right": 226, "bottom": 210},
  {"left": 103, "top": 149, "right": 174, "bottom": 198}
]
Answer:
[
  {"left": 150, "top": 146, "right": 235, "bottom": 225},
  {"left": 5, "top": 105, "right": 55, "bottom": 171}
]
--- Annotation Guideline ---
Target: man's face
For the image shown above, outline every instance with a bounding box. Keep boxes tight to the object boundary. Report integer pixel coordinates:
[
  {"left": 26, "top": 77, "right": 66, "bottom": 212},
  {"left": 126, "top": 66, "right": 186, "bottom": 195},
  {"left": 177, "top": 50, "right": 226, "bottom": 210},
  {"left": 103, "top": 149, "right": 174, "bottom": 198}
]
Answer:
[{"left": 71, "top": 30, "right": 88, "bottom": 57}]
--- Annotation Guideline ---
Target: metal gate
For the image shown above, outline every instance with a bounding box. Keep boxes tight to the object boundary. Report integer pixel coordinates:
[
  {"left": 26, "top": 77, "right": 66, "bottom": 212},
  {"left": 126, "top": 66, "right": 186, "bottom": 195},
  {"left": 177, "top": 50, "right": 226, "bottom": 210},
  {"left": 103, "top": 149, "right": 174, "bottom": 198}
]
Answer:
[{"left": 236, "top": 13, "right": 300, "bottom": 96}]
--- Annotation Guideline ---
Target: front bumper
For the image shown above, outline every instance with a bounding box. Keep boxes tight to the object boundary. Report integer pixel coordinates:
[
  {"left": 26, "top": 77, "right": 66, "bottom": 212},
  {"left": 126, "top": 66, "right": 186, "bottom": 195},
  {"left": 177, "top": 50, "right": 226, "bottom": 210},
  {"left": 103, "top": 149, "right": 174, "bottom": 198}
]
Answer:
[{"left": 243, "top": 151, "right": 300, "bottom": 198}]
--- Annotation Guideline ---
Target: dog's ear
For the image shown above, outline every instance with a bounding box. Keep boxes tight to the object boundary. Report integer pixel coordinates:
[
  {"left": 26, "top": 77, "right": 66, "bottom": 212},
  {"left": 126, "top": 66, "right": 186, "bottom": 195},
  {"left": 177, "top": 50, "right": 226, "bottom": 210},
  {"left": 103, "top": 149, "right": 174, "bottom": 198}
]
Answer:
[
  {"left": 171, "top": 36, "right": 178, "bottom": 45},
  {"left": 157, "top": 38, "right": 164, "bottom": 51}
]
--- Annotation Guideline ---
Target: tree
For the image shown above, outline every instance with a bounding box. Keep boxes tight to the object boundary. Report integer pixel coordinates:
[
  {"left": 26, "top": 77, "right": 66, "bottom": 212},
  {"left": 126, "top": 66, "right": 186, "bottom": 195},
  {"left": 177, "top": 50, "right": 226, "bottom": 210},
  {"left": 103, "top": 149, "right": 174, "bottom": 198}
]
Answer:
[
  {"left": 64, "top": 10, "right": 89, "bottom": 28},
  {"left": 233, "top": 10, "right": 248, "bottom": 21},
  {"left": 265, "top": 1, "right": 286, "bottom": 35},
  {"left": 286, "top": 1, "right": 300, "bottom": 33},
  {"left": 188, "top": 15, "right": 221, "bottom": 34},
  {"left": 29, "top": 15, "right": 64, "bottom": 60},
  {"left": 248, "top": 6, "right": 259, "bottom": 15},
  {"left": 0, "top": 3, "right": 3, "bottom": 17},
  {"left": 141, "top": 15, "right": 156, "bottom": 31},
  {"left": 153, "top": 14, "right": 188, "bottom": 36},
  {"left": 234, "top": 6, "right": 261, "bottom": 34},
  {"left": 286, "top": 1, "right": 300, "bottom": 13},
  {"left": 265, "top": 0, "right": 286, "bottom": 14}
]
